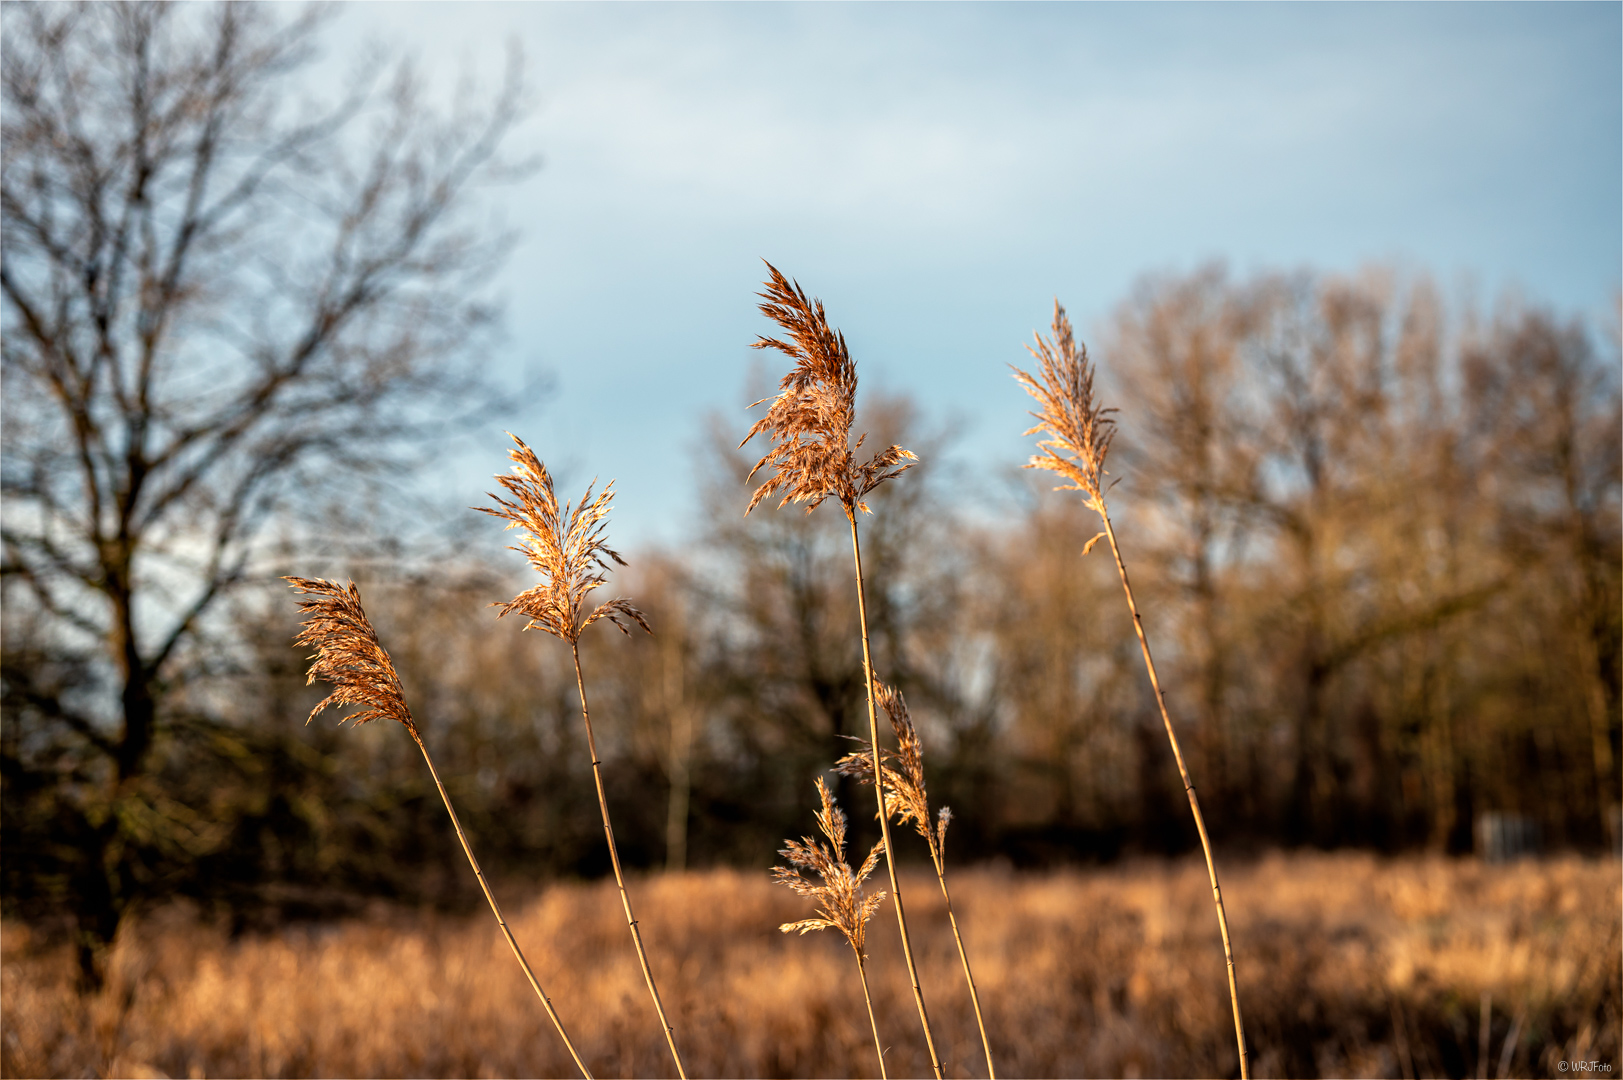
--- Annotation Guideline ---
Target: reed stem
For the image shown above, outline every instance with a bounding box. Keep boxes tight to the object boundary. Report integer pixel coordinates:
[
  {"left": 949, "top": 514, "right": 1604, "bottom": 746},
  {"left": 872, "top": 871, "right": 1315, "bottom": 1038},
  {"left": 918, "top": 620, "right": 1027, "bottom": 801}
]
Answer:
[
  {"left": 412, "top": 736, "right": 593, "bottom": 1080},
  {"left": 571, "top": 643, "right": 688, "bottom": 1079},
  {"left": 1099, "top": 509, "right": 1249, "bottom": 1080},
  {"left": 923, "top": 834, "right": 995, "bottom": 1078},
  {"left": 849, "top": 514, "right": 944, "bottom": 1080},
  {"left": 853, "top": 947, "right": 889, "bottom": 1080}
]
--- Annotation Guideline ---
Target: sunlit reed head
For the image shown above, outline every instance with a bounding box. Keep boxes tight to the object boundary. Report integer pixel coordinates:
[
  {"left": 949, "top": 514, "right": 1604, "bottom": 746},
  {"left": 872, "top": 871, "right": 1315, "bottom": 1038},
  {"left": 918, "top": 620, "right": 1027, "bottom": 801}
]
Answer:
[
  {"left": 286, "top": 576, "right": 418, "bottom": 740},
  {"left": 1011, "top": 300, "right": 1118, "bottom": 511},
  {"left": 477, "top": 433, "right": 650, "bottom": 643},
  {"left": 834, "top": 682, "right": 951, "bottom": 853},
  {"left": 773, "top": 777, "right": 888, "bottom": 955},
  {"left": 740, "top": 261, "right": 916, "bottom": 518}
]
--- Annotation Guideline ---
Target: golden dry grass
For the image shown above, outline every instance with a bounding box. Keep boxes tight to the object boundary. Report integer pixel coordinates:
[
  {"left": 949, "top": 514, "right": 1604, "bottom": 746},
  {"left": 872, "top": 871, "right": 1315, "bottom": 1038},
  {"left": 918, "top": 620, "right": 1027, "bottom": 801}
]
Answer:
[
  {"left": 1014, "top": 299, "right": 1249, "bottom": 1076},
  {"left": 3, "top": 853, "right": 1617, "bottom": 1079},
  {"left": 743, "top": 263, "right": 939, "bottom": 1076},
  {"left": 479, "top": 434, "right": 679, "bottom": 1075},
  {"left": 479, "top": 433, "right": 650, "bottom": 643},
  {"left": 836, "top": 683, "right": 995, "bottom": 1077}
]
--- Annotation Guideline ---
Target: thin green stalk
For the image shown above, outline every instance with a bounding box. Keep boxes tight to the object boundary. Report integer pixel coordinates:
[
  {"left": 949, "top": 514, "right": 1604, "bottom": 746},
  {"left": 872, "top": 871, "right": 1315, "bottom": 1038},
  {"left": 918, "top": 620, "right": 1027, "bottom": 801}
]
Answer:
[
  {"left": 413, "top": 737, "right": 593, "bottom": 1080},
  {"left": 849, "top": 514, "right": 944, "bottom": 1080},
  {"left": 1099, "top": 509, "right": 1249, "bottom": 1080},
  {"left": 571, "top": 644, "right": 688, "bottom": 1079}
]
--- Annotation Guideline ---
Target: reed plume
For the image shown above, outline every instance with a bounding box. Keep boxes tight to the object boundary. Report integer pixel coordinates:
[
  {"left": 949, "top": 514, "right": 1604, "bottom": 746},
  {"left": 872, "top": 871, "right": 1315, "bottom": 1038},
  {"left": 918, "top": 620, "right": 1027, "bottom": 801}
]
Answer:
[
  {"left": 775, "top": 777, "right": 891, "bottom": 1079},
  {"left": 476, "top": 434, "right": 685, "bottom": 1079},
  {"left": 480, "top": 435, "right": 650, "bottom": 640},
  {"left": 741, "top": 264, "right": 916, "bottom": 517},
  {"left": 742, "top": 262, "right": 942, "bottom": 1079},
  {"left": 836, "top": 683, "right": 996, "bottom": 1078},
  {"left": 1011, "top": 301, "right": 1250, "bottom": 1079},
  {"left": 284, "top": 576, "right": 592, "bottom": 1080}
]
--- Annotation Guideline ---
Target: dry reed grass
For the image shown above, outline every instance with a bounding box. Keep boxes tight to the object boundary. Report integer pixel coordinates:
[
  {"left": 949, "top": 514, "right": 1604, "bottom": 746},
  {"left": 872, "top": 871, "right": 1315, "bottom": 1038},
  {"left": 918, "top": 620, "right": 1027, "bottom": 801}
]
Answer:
[
  {"left": 284, "top": 578, "right": 417, "bottom": 735},
  {"left": 479, "top": 435, "right": 684, "bottom": 1078},
  {"left": 775, "top": 778, "right": 890, "bottom": 1077},
  {"left": 4, "top": 854, "right": 1615, "bottom": 1079},
  {"left": 283, "top": 577, "right": 591, "bottom": 1077},
  {"left": 742, "top": 263, "right": 940, "bottom": 1077},
  {"left": 478, "top": 434, "right": 651, "bottom": 641},
  {"left": 1014, "top": 301, "right": 1249, "bottom": 1076}
]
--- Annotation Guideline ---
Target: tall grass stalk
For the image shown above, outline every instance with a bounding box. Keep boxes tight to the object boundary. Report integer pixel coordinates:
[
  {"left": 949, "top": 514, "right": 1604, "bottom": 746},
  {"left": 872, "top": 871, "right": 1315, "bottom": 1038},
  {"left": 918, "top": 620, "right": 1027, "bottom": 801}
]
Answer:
[
  {"left": 837, "top": 683, "right": 996, "bottom": 1078},
  {"left": 849, "top": 519, "right": 944, "bottom": 1079},
  {"left": 1012, "top": 302, "right": 1250, "bottom": 1079},
  {"left": 1097, "top": 509, "right": 1247, "bottom": 1077},
  {"left": 478, "top": 436, "right": 687, "bottom": 1079},
  {"left": 740, "top": 263, "right": 942, "bottom": 1078},
  {"left": 928, "top": 833, "right": 993, "bottom": 1078},
  {"left": 284, "top": 577, "right": 592, "bottom": 1079},
  {"left": 569, "top": 641, "right": 686, "bottom": 1078}
]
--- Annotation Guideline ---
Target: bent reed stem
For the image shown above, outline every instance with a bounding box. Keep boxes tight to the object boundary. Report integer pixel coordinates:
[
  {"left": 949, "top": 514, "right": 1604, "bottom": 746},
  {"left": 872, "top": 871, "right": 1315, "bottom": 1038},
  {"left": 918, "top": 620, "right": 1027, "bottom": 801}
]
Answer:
[
  {"left": 287, "top": 577, "right": 592, "bottom": 1078},
  {"left": 849, "top": 514, "right": 945, "bottom": 1080},
  {"left": 1099, "top": 509, "right": 1249, "bottom": 1080},
  {"left": 413, "top": 736, "right": 593, "bottom": 1079},
  {"left": 571, "top": 643, "right": 688, "bottom": 1080}
]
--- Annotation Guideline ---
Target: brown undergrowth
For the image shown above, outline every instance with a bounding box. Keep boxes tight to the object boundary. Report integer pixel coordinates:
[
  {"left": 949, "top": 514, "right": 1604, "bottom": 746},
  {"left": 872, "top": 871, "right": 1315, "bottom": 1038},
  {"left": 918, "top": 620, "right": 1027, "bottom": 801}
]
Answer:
[{"left": 3, "top": 853, "right": 1617, "bottom": 1079}]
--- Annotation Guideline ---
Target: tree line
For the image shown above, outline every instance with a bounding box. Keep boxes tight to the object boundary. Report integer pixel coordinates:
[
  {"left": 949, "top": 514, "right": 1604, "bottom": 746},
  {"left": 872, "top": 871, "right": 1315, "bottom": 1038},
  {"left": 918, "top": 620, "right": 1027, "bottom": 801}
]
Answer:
[{"left": 16, "top": 265, "right": 1614, "bottom": 951}]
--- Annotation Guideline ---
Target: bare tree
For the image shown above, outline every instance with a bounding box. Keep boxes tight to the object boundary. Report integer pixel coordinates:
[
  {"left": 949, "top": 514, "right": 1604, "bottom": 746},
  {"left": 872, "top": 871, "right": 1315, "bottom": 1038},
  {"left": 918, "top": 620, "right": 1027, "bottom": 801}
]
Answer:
[
  {"left": 0, "top": 1, "right": 526, "bottom": 981},
  {"left": 1107, "top": 266, "right": 1267, "bottom": 814}
]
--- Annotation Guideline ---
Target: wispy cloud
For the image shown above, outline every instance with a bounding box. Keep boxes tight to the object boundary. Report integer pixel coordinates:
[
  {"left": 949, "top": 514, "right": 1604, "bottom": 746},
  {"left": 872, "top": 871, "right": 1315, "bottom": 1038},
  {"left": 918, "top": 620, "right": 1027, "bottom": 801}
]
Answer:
[{"left": 331, "top": 2, "right": 1620, "bottom": 546}]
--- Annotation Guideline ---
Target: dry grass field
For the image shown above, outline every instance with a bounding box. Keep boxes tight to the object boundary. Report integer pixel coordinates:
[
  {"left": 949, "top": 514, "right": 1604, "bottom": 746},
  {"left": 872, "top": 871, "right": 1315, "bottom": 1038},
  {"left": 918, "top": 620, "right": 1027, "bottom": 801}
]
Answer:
[{"left": 3, "top": 852, "right": 1616, "bottom": 1079}]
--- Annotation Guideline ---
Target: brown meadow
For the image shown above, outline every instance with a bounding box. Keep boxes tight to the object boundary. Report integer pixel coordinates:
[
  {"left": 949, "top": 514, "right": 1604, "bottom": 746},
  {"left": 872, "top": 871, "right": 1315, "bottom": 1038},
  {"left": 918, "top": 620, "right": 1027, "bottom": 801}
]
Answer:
[{"left": 4, "top": 852, "right": 1616, "bottom": 1079}]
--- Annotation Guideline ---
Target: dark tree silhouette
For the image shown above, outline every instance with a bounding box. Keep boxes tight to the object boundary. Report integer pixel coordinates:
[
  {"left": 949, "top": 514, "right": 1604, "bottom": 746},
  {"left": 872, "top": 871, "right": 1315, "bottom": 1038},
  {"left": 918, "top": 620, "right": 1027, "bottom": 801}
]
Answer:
[{"left": 0, "top": 1, "right": 526, "bottom": 983}]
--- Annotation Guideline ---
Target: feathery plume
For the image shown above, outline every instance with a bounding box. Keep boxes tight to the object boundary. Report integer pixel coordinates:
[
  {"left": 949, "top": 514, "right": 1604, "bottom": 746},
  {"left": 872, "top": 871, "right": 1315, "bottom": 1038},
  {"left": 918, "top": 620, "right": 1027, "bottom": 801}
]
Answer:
[
  {"left": 478, "top": 433, "right": 650, "bottom": 641},
  {"left": 741, "top": 262, "right": 916, "bottom": 517},
  {"left": 1011, "top": 300, "right": 1118, "bottom": 511},
  {"left": 834, "top": 682, "right": 937, "bottom": 848},
  {"left": 286, "top": 576, "right": 417, "bottom": 739},
  {"left": 775, "top": 778, "right": 889, "bottom": 952},
  {"left": 775, "top": 777, "right": 890, "bottom": 1078}
]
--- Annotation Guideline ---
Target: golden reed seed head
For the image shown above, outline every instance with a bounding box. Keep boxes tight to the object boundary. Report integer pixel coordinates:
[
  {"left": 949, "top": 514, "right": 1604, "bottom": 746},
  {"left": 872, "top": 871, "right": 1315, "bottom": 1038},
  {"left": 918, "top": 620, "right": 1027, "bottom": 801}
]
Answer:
[
  {"left": 285, "top": 577, "right": 419, "bottom": 741},
  {"left": 773, "top": 777, "right": 887, "bottom": 955},
  {"left": 740, "top": 261, "right": 916, "bottom": 518},
  {"left": 1011, "top": 299, "right": 1119, "bottom": 511},
  {"left": 477, "top": 433, "right": 651, "bottom": 644},
  {"left": 833, "top": 681, "right": 951, "bottom": 853}
]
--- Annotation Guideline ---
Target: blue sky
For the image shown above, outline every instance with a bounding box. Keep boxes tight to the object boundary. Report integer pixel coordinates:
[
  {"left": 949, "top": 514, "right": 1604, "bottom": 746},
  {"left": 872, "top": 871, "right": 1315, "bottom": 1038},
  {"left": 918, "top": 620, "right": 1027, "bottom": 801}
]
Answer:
[{"left": 332, "top": 2, "right": 1621, "bottom": 549}]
